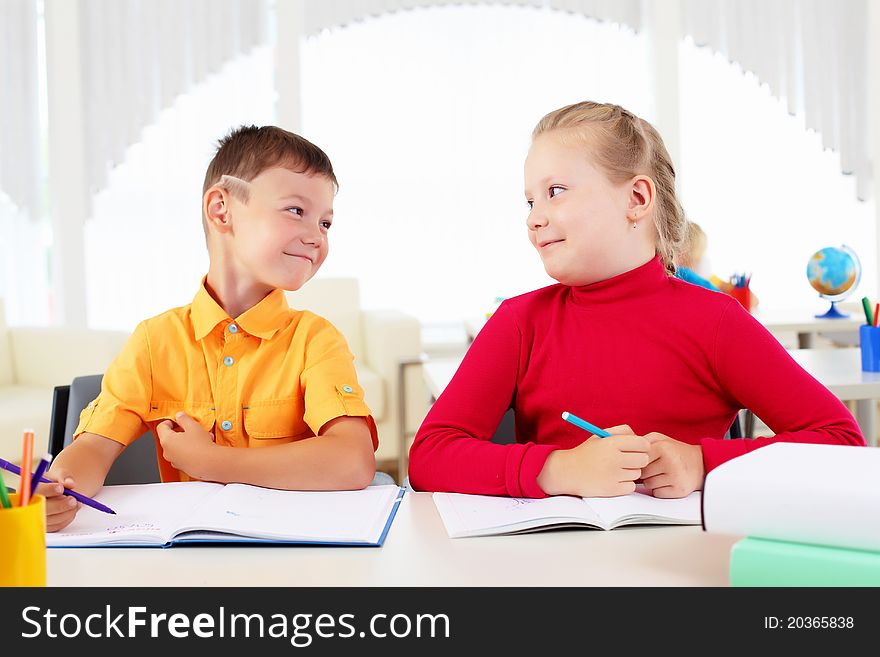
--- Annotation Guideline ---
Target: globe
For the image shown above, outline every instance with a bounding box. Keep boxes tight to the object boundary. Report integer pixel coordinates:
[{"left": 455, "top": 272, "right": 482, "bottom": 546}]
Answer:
[{"left": 806, "top": 245, "right": 861, "bottom": 319}]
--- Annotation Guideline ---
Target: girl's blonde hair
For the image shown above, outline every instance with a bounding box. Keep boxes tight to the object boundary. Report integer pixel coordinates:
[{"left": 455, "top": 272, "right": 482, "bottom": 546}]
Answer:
[{"left": 532, "top": 101, "right": 686, "bottom": 275}]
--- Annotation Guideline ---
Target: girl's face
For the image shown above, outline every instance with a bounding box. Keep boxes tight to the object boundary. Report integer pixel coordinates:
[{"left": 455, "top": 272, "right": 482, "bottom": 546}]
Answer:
[{"left": 524, "top": 132, "right": 653, "bottom": 286}]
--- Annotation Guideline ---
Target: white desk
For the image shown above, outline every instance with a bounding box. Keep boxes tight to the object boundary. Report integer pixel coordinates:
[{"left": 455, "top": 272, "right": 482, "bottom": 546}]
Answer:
[
  {"left": 423, "top": 350, "right": 879, "bottom": 446},
  {"left": 464, "top": 316, "right": 487, "bottom": 342},
  {"left": 788, "top": 348, "right": 880, "bottom": 445},
  {"left": 423, "top": 358, "right": 462, "bottom": 400},
  {"left": 46, "top": 493, "right": 737, "bottom": 586},
  {"left": 466, "top": 311, "right": 864, "bottom": 349},
  {"left": 754, "top": 310, "right": 863, "bottom": 348}
]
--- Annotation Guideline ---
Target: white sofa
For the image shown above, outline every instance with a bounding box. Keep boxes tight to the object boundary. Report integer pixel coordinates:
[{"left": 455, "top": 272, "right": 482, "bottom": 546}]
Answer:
[
  {"left": 285, "top": 278, "right": 427, "bottom": 463},
  {"left": 1, "top": 279, "right": 427, "bottom": 468},
  {"left": 0, "top": 299, "right": 129, "bottom": 465}
]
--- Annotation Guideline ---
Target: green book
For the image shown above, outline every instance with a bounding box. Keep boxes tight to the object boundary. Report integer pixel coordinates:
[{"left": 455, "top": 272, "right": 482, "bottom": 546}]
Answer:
[{"left": 730, "top": 537, "right": 880, "bottom": 586}]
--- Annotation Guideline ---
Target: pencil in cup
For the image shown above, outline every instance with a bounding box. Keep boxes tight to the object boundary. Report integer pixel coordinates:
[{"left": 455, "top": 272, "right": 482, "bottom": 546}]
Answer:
[
  {"left": 30, "top": 454, "right": 52, "bottom": 497},
  {"left": 861, "top": 296, "right": 874, "bottom": 325},
  {"left": 20, "top": 430, "right": 34, "bottom": 507},
  {"left": 561, "top": 411, "right": 612, "bottom": 437},
  {"left": 0, "top": 468, "right": 11, "bottom": 509},
  {"left": 0, "top": 457, "right": 116, "bottom": 514}
]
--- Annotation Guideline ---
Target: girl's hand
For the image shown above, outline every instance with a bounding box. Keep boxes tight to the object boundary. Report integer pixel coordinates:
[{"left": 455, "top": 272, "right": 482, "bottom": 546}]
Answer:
[
  {"left": 641, "top": 433, "right": 705, "bottom": 498},
  {"left": 537, "top": 424, "right": 650, "bottom": 497},
  {"left": 36, "top": 470, "right": 81, "bottom": 533}
]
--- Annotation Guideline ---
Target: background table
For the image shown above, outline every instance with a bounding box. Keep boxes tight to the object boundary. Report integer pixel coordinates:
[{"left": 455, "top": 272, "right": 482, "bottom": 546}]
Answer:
[
  {"left": 754, "top": 310, "right": 863, "bottom": 348},
  {"left": 46, "top": 492, "right": 737, "bottom": 586},
  {"left": 466, "top": 310, "right": 864, "bottom": 349},
  {"left": 788, "top": 347, "right": 880, "bottom": 445}
]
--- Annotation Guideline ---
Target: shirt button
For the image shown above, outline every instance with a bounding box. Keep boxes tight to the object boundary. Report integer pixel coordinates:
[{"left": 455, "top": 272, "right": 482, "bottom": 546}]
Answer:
[
  {"left": 223, "top": 356, "right": 234, "bottom": 366},
  {"left": 221, "top": 421, "right": 232, "bottom": 431},
  {"left": 342, "top": 385, "right": 353, "bottom": 393},
  {"left": 228, "top": 324, "right": 238, "bottom": 334}
]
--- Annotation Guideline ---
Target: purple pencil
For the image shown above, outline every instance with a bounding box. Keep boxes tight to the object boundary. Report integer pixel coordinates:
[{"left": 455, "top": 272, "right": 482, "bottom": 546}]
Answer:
[
  {"left": 0, "top": 457, "right": 116, "bottom": 514},
  {"left": 29, "top": 453, "right": 52, "bottom": 496}
]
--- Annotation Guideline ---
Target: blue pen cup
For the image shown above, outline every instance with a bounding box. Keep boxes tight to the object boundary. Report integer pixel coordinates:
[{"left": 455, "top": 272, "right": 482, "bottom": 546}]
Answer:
[{"left": 859, "top": 325, "right": 880, "bottom": 371}]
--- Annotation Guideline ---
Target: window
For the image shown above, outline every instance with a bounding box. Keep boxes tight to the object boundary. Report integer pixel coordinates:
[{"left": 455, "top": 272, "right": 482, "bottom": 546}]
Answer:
[
  {"left": 301, "top": 5, "right": 652, "bottom": 323},
  {"left": 678, "top": 37, "right": 875, "bottom": 312},
  {"left": 84, "top": 47, "right": 275, "bottom": 331}
]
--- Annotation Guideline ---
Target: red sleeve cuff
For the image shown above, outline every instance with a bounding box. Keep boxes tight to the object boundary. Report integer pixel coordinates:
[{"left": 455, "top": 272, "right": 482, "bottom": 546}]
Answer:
[
  {"left": 700, "top": 437, "right": 750, "bottom": 473},
  {"left": 504, "top": 443, "right": 560, "bottom": 498}
]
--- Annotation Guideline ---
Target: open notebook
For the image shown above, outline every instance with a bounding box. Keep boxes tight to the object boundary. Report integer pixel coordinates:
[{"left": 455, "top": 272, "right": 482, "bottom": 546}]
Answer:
[
  {"left": 47, "top": 482, "right": 405, "bottom": 548},
  {"left": 433, "top": 487, "right": 701, "bottom": 538}
]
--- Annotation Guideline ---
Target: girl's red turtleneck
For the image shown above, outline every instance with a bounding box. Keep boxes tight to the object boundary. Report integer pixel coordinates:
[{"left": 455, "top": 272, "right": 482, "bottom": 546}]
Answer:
[{"left": 409, "top": 256, "right": 865, "bottom": 497}]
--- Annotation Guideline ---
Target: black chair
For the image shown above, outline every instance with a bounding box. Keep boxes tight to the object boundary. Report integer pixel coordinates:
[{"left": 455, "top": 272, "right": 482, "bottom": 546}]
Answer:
[
  {"left": 727, "top": 409, "right": 757, "bottom": 439},
  {"left": 48, "top": 374, "right": 395, "bottom": 486},
  {"left": 48, "top": 374, "right": 161, "bottom": 484}
]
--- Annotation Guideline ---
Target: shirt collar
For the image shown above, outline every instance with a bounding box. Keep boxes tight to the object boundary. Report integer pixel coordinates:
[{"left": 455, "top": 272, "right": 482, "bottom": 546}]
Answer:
[
  {"left": 191, "top": 278, "right": 290, "bottom": 341},
  {"left": 567, "top": 254, "right": 669, "bottom": 308}
]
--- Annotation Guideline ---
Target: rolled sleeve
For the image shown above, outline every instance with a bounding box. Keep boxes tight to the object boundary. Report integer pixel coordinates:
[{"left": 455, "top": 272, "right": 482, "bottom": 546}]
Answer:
[
  {"left": 301, "top": 322, "right": 379, "bottom": 450},
  {"left": 517, "top": 443, "right": 562, "bottom": 498},
  {"left": 74, "top": 321, "right": 153, "bottom": 447}
]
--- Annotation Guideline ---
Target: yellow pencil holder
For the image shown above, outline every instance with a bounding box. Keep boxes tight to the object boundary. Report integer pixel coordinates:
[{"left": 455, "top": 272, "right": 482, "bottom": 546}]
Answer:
[{"left": 0, "top": 493, "right": 46, "bottom": 587}]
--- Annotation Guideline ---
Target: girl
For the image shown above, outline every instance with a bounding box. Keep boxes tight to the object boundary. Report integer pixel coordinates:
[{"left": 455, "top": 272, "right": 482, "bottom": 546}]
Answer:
[
  {"left": 675, "top": 220, "right": 720, "bottom": 291},
  {"left": 408, "top": 101, "right": 864, "bottom": 499}
]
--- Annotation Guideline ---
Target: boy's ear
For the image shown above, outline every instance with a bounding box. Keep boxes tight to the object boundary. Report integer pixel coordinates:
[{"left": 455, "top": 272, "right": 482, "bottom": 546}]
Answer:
[
  {"left": 626, "top": 175, "right": 655, "bottom": 224},
  {"left": 203, "top": 187, "right": 233, "bottom": 234}
]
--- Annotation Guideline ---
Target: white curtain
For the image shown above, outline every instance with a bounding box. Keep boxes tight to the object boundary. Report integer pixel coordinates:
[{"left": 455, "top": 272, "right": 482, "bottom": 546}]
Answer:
[
  {"left": 78, "top": 0, "right": 270, "bottom": 205},
  {"left": 0, "top": 0, "right": 270, "bottom": 222},
  {"left": 0, "top": 0, "right": 41, "bottom": 220},
  {"left": 300, "top": 0, "right": 643, "bottom": 35},
  {"left": 1, "top": 0, "right": 871, "bottom": 221},
  {"left": 299, "top": 0, "right": 871, "bottom": 202},
  {"left": 682, "top": 0, "right": 870, "bottom": 201}
]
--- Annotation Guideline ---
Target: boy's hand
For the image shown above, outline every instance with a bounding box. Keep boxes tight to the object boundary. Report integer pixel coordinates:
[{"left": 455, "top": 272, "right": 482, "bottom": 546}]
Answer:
[
  {"left": 36, "top": 470, "right": 81, "bottom": 533},
  {"left": 156, "top": 412, "right": 217, "bottom": 479},
  {"left": 641, "top": 433, "right": 705, "bottom": 498},
  {"left": 537, "top": 425, "right": 650, "bottom": 497}
]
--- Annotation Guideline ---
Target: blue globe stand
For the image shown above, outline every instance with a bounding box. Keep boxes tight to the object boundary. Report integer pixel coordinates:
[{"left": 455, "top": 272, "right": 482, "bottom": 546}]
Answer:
[
  {"left": 815, "top": 300, "right": 849, "bottom": 319},
  {"left": 808, "top": 245, "right": 861, "bottom": 321}
]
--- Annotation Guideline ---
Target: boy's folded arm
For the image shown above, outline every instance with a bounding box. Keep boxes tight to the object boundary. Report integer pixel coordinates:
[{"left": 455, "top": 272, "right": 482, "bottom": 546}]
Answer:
[
  {"left": 204, "top": 416, "right": 376, "bottom": 491},
  {"left": 46, "top": 432, "right": 125, "bottom": 497}
]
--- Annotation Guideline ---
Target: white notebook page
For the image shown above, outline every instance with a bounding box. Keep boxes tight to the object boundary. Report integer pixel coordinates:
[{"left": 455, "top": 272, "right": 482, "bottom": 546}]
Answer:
[
  {"left": 179, "top": 484, "right": 402, "bottom": 542},
  {"left": 586, "top": 488, "right": 701, "bottom": 527},
  {"left": 46, "top": 482, "right": 220, "bottom": 546}
]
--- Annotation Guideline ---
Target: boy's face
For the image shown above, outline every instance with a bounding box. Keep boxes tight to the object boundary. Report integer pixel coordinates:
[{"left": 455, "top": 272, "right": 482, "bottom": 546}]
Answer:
[
  {"left": 524, "top": 133, "right": 638, "bottom": 286},
  {"left": 223, "top": 167, "right": 334, "bottom": 291}
]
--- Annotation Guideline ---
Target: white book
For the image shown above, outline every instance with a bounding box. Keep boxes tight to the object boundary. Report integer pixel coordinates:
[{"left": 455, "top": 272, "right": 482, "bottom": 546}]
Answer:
[
  {"left": 702, "top": 443, "right": 880, "bottom": 552},
  {"left": 433, "top": 486, "right": 701, "bottom": 538},
  {"left": 46, "top": 482, "right": 405, "bottom": 548}
]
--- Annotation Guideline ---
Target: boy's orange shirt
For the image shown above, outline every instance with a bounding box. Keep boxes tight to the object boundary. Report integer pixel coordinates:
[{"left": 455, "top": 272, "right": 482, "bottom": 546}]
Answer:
[{"left": 74, "top": 279, "right": 378, "bottom": 482}]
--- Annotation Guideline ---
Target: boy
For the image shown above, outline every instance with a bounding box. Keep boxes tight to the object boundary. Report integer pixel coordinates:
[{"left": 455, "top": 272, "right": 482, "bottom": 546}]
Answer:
[{"left": 41, "top": 126, "right": 378, "bottom": 532}]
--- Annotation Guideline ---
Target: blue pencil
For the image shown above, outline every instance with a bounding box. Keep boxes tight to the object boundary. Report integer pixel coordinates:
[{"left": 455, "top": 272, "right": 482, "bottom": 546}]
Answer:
[
  {"left": 561, "top": 411, "right": 612, "bottom": 437},
  {"left": 29, "top": 453, "right": 52, "bottom": 497},
  {"left": 0, "top": 457, "right": 115, "bottom": 514}
]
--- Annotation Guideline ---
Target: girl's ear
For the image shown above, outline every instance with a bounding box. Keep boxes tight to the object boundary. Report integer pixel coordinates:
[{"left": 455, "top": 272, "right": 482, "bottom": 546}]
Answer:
[
  {"left": 203, "top": 187, "right": 233, "bottom": 235},
  {"left": 627, "top": 175, "right": 655, "bottom": 223}
]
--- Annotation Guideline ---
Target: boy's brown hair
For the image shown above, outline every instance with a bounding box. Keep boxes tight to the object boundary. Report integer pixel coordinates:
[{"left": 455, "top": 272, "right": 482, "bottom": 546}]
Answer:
[{"left": 202, "top": 125, "right": 338, "bottom": 205}]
